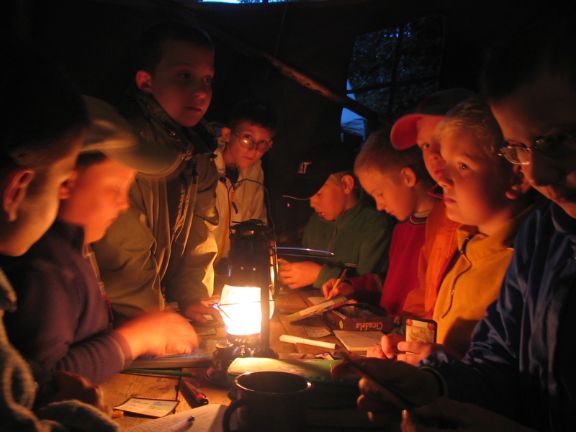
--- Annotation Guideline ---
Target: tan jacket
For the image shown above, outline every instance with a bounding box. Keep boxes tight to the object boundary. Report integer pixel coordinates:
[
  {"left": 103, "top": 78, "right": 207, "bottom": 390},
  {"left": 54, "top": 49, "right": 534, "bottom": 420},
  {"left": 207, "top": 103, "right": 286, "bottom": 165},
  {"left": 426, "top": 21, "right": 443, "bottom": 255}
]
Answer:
[
  {"left": 93, "top": 91, "right": 218, "bottom": 318},
  {"left": 213, "top": 143, "right": 266, "bottom": 260}
]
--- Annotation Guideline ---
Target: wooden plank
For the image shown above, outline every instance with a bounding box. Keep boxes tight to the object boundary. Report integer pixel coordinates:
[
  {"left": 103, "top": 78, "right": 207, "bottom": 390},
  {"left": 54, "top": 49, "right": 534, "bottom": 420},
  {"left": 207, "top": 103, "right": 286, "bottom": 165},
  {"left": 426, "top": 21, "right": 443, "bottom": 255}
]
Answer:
[
  {"left": 102, "top": 373, "right": 189, "bottom": 428},
  {"left": 103, "top": 290, "right": 345, "bottom": 429}
]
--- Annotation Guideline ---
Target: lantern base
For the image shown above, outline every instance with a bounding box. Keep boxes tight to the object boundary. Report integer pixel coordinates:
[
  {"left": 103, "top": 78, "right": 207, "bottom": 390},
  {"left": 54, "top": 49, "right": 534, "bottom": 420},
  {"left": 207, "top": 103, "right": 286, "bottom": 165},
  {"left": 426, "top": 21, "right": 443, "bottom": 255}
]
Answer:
[{"left": 206, "top": 337, "right": 277, "bottom": 387}]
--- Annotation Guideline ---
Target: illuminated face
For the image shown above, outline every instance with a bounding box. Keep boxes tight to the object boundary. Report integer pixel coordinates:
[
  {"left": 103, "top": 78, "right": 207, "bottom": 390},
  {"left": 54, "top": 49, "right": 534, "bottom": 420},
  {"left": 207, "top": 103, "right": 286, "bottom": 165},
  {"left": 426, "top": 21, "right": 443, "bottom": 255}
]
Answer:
[
  {"left": 416, "top": 115, "right": 444, "bottom": 182},
  {"left": 491, "top": 71, "right": 576, "bottom": 219},
  {"left": 141, "top": 41, "right": 214, "bottom": 127},
  {"left": 356, "top": 167, "right": 415, "bottom": 221},
  {"left": 309, "top": 175, "right": 350, "bottom": 221},
  {"left": 437, "top": 128, "right": 513, "bottom": 232},
  {"left": 59, "top": 158, "right": 135, "bottom": 244},
  {"left": 10, "top": 133, "right": 82, "bottom": 255},
  {"left": 225, "top": 121, "right": 273, "bottom": 170}
]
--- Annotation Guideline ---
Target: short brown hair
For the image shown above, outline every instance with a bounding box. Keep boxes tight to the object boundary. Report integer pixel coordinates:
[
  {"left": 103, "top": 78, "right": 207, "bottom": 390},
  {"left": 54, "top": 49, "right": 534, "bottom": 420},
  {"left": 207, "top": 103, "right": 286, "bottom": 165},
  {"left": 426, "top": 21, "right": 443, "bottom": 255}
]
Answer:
[{"left": 355, "top": 128, "right": 431, "bottom": 184}]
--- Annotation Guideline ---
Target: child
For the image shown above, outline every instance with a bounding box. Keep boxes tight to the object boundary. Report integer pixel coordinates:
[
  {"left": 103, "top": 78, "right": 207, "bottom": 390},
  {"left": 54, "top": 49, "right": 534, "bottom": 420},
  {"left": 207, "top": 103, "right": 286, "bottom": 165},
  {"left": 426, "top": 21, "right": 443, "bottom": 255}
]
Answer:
[
  {"left": 334, "top": 10, "right": 576, "bottom": 431},
  {"left": 279, "top": 144, "right": 393, "bottom": 289},
  {"left": 0, "top": 42, "right": 118, "bottom": 431},
  {"left": 4, "top": 97, "right": 200, "bottom": 385},
  {"left": 324, "top": 130, "right": 437, "bottom": 315},
  {"left": 390, "top": 88, "right": 473, "bottom": 318},
  {"left": 93, "top": 22, "right": 219, "bottom": 323},
  {"left": 214, "top": 100, "right": 276, "bottom": 261},
  {"left": 381, "top": 97, "right": 533, "bottom": 363}
]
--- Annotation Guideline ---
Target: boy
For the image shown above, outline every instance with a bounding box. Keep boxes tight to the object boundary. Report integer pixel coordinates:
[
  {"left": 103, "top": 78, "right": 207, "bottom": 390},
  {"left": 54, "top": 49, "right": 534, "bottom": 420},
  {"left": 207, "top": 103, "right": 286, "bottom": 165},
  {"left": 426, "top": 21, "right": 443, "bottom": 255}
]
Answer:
[
  {"left": 93, "top": 22, "right": 219, "bottom": 323},
  {"left": 390, "top": 88, "right": 473, "bottom": 318},
  {"left": 0, "top": 43, "right": 118, "bottom": 431},
  {"left": 324, "top": 130, "right": 438, "bottom": 315},
  {"left": 379, "top": 97, "right": 533, "bottom": 363},
  {"left": 4, "top": 97, "right": 200, "bottom": 385},
  {"left": 334, "top": 9, "right": 576, "bottom": 432},
  {"left": 279, "top": 144, "right": 393, "bottom": 290},
  {"left": 214, "top": 100, "right": 276, "bottom": 261}
]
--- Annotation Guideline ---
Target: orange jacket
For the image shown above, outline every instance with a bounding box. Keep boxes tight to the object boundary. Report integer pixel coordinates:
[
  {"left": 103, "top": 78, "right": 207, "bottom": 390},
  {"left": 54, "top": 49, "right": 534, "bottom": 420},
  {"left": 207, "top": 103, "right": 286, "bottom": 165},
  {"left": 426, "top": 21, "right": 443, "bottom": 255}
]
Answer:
[{"left": 401, "top": 200, "right": 459, "bottom": 318}]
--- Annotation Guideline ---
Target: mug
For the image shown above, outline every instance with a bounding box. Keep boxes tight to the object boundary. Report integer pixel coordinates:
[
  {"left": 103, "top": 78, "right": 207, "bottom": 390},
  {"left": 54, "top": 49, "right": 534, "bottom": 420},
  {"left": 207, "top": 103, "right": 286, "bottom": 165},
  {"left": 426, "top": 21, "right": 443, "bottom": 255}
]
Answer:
[{"left": 223, "top": 371, "right": 312, "bottom": 432}]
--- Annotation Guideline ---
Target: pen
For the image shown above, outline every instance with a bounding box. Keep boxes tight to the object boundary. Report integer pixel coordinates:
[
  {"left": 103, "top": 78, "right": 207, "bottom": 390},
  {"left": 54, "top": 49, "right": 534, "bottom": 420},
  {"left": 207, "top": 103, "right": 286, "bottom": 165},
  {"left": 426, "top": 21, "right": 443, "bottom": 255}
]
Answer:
[
  {"left": 168, "top": 415, "right": 195, "bottom": 432},
  {"left": 181, "top": 379, "right": 209, "bottom": 407},
  {"left": 338, "top": 350, "right": 415, "bottom": 409}
]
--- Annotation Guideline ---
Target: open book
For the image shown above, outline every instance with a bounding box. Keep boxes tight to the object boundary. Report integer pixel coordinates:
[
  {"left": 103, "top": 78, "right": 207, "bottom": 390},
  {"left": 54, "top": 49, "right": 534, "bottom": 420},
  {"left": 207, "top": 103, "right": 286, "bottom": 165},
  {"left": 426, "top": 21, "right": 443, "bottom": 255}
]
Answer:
[{"left": 125, "top": 404, "right": 227, "bottom": 432}]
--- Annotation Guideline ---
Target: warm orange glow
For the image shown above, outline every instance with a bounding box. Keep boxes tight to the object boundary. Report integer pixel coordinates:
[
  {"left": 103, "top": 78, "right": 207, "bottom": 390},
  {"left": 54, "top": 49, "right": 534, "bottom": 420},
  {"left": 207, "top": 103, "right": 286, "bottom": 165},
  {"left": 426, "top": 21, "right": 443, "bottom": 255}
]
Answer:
[{"left": 219, "top": 284, "right": 275, "bottom": 336}]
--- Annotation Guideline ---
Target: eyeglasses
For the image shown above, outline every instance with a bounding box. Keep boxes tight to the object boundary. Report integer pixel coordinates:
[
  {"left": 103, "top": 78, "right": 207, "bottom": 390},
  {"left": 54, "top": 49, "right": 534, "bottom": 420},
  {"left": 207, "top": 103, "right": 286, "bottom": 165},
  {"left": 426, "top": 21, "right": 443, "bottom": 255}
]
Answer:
[
  {"left": 498, "top": 131, "right": 576, "bottom": 165},
  {"left": 233, "top": 132, "right": 273, "bottom": 153}
]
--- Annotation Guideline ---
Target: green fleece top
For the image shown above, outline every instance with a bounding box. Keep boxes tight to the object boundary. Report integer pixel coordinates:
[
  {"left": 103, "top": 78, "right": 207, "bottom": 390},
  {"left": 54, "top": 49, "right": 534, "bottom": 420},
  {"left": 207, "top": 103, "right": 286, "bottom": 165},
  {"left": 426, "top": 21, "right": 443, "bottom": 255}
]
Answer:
[{"left": 303, "top": 199, "right": 394, "bottom": 288}]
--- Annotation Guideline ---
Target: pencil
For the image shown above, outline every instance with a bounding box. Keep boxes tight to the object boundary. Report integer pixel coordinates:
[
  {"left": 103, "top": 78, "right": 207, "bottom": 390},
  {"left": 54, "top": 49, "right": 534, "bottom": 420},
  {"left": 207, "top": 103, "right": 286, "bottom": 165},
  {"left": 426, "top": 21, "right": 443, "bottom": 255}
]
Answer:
[
  {"left": 330, "top": 267, "right": 349, "bottom": 294},
  {"left": 337, "top": 350, "right": 415, "bottom": 409}
]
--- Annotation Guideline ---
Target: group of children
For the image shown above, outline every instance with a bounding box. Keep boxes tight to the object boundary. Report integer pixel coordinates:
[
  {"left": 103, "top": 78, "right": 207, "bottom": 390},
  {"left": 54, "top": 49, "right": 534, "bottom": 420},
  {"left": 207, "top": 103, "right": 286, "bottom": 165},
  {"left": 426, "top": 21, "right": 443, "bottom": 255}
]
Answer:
[
  {"left": 0, "top": 21, "right": 277, "bottom": 430},
  {"left": 332, "top": 9, "right": 576, "bottom": 432},
  {"left": 2, "top": 6, "right": 576, "bottom": 432}
]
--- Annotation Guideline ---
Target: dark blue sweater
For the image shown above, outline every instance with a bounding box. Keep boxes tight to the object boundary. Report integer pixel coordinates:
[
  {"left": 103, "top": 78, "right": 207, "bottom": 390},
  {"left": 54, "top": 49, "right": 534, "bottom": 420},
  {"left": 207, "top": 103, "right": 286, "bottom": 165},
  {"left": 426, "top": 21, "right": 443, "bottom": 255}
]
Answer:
[{"left": 3, "top": 221, "right": 131, "bottom": 384}]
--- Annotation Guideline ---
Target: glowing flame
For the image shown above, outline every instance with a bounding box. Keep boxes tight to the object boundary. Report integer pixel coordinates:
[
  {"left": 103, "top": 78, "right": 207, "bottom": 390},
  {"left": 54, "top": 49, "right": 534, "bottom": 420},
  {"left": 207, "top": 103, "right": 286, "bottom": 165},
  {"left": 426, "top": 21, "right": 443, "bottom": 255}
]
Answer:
[{"left": 218, "top": 284, "right": 274, "bottom": 336}]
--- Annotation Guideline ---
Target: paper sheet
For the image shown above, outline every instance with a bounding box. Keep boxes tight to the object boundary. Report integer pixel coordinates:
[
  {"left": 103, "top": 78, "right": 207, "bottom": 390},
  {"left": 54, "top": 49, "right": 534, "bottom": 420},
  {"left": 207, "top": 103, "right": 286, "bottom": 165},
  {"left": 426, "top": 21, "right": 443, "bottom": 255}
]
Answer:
[
  {"left": 125, "top": 404, "right": 227, "bottom": 432},
  {"left": 114, "top": 397, "right": 178, "bottom": 418}
]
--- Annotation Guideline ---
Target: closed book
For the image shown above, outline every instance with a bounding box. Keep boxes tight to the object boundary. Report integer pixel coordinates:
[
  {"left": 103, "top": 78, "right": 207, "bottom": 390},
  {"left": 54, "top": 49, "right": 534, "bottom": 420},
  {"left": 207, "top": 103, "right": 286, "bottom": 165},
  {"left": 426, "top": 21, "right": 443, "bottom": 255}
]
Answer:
[
  {"left": 323, "top": 303, "right": 394, "bottom": 333},
  {"left": 333, "top": 330, "right": 384, "bottom": 352}
]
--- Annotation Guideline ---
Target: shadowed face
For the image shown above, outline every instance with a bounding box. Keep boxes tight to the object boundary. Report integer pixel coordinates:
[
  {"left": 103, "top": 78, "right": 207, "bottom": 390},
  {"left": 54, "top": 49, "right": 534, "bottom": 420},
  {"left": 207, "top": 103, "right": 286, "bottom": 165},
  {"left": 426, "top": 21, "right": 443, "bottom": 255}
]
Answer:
[
  {"left": 139, "top": 41, "right": 214, "bottom": 127},
  {"left": 309, "top": 175, "right": 350, "bottom": 221},
  {"left": 416, "top": 115, "right": 445, "bottom": 182},
  {"left": 356, "top": 167, "right": 416, "bottom": 221},
  {"left": 6, "top": 132, "right": 83, "bottom": 255},
  {"left": 491, "top": 71, "right": 576, "bottom": 218},
  {"left": 59, "top": 158, "right": 135, "bottom": 244},
  {"left": 225, "top": 121, "right": 273, "bottom": 170},
  {"left": 437, "top": 128, "right": 514, "bottom": 233}
]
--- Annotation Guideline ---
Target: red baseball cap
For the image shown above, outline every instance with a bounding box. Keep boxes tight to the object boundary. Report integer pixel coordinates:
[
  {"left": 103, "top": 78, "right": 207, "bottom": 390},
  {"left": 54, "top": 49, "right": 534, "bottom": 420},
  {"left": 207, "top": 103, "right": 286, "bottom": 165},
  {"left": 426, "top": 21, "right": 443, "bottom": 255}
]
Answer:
[{"left": 390, "top": 88, "right": 475, "bottom": 150}]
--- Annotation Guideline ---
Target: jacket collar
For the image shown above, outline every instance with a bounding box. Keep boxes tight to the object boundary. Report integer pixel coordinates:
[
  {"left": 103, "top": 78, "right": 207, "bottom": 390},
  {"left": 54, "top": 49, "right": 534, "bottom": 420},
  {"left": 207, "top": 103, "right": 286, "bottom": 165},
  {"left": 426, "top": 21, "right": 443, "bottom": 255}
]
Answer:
[{"left": 456, "top": 205, "right": 535, "bottom": 259}]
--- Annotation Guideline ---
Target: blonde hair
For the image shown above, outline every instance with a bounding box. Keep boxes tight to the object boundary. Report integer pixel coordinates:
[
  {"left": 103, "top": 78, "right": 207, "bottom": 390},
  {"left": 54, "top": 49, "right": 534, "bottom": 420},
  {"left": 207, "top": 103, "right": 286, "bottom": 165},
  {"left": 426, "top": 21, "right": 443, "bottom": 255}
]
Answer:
[
  {"left": 354, "top": 128, "right": 431, "bottom": 184},
  {"left": 436, "top": 96, "right": 504, "bottom": 158}
]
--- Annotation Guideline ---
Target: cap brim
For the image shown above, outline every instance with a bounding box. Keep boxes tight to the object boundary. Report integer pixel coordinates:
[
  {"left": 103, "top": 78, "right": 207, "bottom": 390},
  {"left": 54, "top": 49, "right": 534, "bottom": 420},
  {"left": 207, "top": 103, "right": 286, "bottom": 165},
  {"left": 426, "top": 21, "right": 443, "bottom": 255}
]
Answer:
[
  {"left": 390, "top": 114, "right": 424, "bottom": 150},
  {"left": 282, "top": 175, "right": 328, "bottom": 201}
]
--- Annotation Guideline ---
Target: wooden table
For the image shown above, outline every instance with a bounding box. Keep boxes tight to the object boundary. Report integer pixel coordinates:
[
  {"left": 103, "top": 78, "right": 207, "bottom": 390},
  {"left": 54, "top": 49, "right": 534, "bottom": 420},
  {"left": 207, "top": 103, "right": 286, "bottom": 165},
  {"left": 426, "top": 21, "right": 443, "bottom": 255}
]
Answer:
[{"left": 102, "top": 288, "right": 379, "bottom": 430}]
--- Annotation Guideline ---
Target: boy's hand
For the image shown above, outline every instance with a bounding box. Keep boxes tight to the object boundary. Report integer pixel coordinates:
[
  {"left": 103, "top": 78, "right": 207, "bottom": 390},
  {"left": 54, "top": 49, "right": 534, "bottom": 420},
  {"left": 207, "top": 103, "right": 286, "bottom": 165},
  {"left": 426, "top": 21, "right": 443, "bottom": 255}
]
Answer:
[
  {"left": 116, "top": 311, "right": 199, "bottom": 359},
  {"left": 278, "top": 259, "right": 321, "bottom": 289},
  {"left": 182, "top": 300, "right": 220, "bottom": 324},
  {"left": 332, "top": 357, "right": 441, "bottom": 426},
  {"left": 396, "top": 341, "right": 436, "bottom": 365},
  {"left": 378, "top": 333, "right": 403, "bottom": 359},
  {"left": 401, "top": 397, "right": 537, "bottom": 432},
  {"left": 322, "top": 278, "right": 354, "bottom": 299},
  {"left": 44, "top": 371, "right": 109, "bottom": 414}
]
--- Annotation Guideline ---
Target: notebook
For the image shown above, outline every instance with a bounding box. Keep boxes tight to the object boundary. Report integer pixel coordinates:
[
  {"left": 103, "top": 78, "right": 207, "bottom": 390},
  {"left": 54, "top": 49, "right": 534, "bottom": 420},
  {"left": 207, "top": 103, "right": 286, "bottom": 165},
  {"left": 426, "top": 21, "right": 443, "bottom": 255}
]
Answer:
[
  {"left": 333, "top": 330, "right": 383, "bottom": 352},
  {"left": 128, "top": 339, "right": 217, "bottom": 369},
  {"left": 129, "top": 350, "right": 212, "bottom": 369},
  {"left": 125, "top": 404, "right": 227, "bottom": 432}
]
